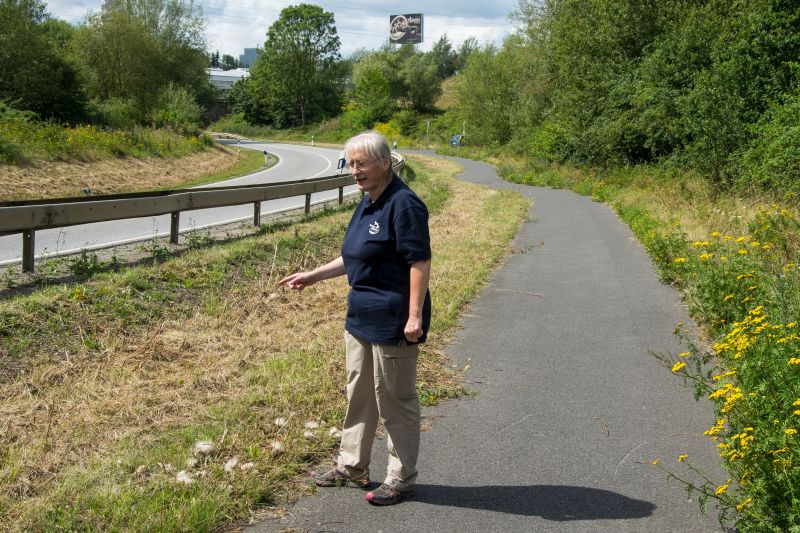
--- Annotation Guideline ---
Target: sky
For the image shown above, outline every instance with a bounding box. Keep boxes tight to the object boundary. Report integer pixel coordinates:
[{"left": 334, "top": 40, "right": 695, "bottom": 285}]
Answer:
[{"left": 43, "top": 0, "right": 523, "bottom": 59}]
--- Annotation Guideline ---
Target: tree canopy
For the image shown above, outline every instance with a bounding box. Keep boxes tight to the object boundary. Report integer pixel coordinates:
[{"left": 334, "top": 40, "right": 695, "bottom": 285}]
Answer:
[
  {"left": 447, "top": 0, "right": 800, "bottom": 192},
  {"left": 245, "top": 3, "right": 343, "bottom": 127},
  {"left": 0, "top": 0, "right": 86, "bottom": 122}
]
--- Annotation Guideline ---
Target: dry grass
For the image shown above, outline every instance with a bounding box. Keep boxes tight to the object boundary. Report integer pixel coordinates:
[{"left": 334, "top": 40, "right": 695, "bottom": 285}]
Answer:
[
  {"left": 0, "top": 144, "right": 245, "bottom": 201},
  {"left": 614, "top": 172, "right": 776, "bottom": 242},
  {"left": 0, "top": 154, "right": 528, "bottom": 530}
]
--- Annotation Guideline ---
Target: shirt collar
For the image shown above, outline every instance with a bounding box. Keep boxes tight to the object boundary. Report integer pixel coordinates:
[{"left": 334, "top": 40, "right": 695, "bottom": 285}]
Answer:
[{"left": 363, "top": 174, "right": 401, "bottom": 210}]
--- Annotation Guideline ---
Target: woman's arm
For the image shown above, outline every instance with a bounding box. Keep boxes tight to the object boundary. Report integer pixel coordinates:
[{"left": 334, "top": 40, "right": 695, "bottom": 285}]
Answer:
[
  {"left": 404, "top": 258, "right": 431, "bottom": 342},
  {"left": 278, "top": 256, "right": 346, "bottom": 290}
]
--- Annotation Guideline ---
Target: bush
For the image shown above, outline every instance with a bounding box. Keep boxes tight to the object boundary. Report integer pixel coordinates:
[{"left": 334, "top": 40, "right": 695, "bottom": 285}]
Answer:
[
  {"left": 89, "top": 98, "right": 139, "bottom": 130},
  {"left": 657, "top": 207, "right": 800, "bottom": 530},
  {"left": 734, "top": 92, "right": 800, "bottom": 194},
  {"left": 148, "top": 84, "right": 202, "bottom": 135},
  {"left": 391, "top": 109, "right": 418, "bottom": 136}
]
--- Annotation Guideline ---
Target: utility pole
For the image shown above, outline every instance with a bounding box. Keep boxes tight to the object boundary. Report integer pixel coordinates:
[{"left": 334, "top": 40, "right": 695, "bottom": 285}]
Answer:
[{"left": 426, "top": 120, "right": 430, "bottom": 148}]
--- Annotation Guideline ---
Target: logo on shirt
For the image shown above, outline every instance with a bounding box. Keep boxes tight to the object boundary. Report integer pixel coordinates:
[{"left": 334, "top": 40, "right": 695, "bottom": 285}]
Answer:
[{"left": 368, "top": 221, "right": 380, "bottom": 235}]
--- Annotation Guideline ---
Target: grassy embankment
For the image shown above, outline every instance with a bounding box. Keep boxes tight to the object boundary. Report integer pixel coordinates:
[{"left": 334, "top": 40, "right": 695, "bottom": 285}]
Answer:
[
  {"left": 0, "top": 154, "right": 529, "bottom": 531},
  {"left": 0, "top": 120, "right": 268, "bottom": 201},
  {"left": 456, "top": 146, "right": 800, "bottom": 530}
]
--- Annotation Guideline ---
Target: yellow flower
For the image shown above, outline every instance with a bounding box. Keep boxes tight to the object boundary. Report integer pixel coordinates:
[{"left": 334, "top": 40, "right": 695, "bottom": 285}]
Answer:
[
  {"left": 735, "top": 236, "right": 747, "bottom": 243},
  {"left": 794, "top": 410, "right": 800, "bottom": 416},
  {"left": 711, "top": 231, "right": 721, "bottom": 237},
  {"left": 651, "top": 458, "right": 660, "bottom": 466},
  {"left": 738, "top": 249, "right": 749, "bottom": 255},
  {"left": 785, "top": 428, "right": 798, "bottom": 435},
  {"left": 723, "top": 294, "right": 734, "bottom": 302},
  {"left": 724, "top": 235, "right": 733, "bottom": 241},
  {"left": 789, "top": 358, "right": 800, "bottom": 365},
  {"left": 674, "top": 257, "right": 687, "bottom": 263},
  {"left": 678, "top": 351, "right": 690, "bottom": 358},
  {"left": 736, "top": 498, "right": 752, "bottom": 511},
  {"left": 715, "top": 482, "right": 730, "bottom": 495},
  {"left": 677, "top": 454, "right": 688, "bottom": 462},
  {"left": 712, "top": 370, "right": 736, "bottom": 381},
  {"left": 671, "top": 361, "right": 686, "bottom": 372},
  {"left": 699, "top": 253, "right": 714, "bottom": 261}
]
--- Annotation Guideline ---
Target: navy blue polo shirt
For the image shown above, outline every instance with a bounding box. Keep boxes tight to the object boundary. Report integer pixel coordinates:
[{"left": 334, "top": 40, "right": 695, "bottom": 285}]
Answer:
[{"left": 342, "top": 175, "right": 432, "bottom": 345}]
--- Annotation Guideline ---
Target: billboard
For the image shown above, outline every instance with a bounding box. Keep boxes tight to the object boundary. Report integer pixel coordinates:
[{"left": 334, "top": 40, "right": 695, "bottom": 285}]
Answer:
[{"left": 389, "top": 14, "right": 423, "bottom": 44}]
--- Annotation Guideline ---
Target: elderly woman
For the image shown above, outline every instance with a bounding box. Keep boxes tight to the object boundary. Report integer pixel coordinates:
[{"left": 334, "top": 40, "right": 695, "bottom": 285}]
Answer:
[{"left": 279, "top": 131, "right": 431, "bottom": 506}]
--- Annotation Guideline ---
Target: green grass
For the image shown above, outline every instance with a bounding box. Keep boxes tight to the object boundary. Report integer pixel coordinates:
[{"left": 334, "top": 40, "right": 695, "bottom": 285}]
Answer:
[
  {"left": 0, "top": 154, "right": 528, "bottom": 531},
  {"left": 0, "top": 119, "right": 212, "bottom": 164},
  {"left": 169, "top": 147, "right": 269, "bottom": 189}
]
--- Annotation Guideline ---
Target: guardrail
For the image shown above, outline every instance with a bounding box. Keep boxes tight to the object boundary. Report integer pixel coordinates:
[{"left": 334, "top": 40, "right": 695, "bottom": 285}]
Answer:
[{"left": 1, "top": 151, "right": 405, "bottom": 273}]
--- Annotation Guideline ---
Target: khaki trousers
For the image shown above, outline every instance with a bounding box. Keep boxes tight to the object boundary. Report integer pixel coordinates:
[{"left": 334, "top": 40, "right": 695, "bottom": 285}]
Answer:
[{"left": 338, "top": 331, "right": 420, "bottom": 491}]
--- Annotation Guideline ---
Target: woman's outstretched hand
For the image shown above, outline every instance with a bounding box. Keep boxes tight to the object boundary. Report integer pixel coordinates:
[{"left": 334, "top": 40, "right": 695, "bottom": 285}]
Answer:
[{"left": 278, "top": 271, "right": 315, "bottom": 290}]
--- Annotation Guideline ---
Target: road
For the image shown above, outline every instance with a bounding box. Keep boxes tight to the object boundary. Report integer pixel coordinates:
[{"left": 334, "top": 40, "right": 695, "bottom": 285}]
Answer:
[
  {"left": 0, "top": 142, "right": 352, "bottom": 266},
  {"left": 252, "top": 152, "right": 727, "bottom": 532}
]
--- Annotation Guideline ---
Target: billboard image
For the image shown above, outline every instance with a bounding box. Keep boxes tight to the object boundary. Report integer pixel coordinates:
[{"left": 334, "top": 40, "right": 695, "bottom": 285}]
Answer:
[{"left": 389, "top": 14, "right": 423, "bottom": 44}]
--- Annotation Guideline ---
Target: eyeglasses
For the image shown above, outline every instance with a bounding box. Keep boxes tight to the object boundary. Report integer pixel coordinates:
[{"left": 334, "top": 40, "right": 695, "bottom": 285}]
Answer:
[{"left": 347, "top": 159, "right": 378, "bottom": 171}]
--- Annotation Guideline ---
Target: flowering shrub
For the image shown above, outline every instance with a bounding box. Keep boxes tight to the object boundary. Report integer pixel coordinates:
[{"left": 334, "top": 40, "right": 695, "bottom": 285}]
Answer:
[
  {"left": 656, "top": 206, "right": 800, "bottom": 531},
  {"left": 0, "top": 118, "right": 210, "bottom": 164}
]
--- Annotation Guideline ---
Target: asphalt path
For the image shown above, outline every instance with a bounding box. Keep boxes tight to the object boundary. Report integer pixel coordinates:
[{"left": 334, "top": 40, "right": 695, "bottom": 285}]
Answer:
[
  {"left": 0, "top": 142, "right": 353, "bottom": 266},
  {"left": 252, "top": 153, "right": 727, "bottom": 532}
]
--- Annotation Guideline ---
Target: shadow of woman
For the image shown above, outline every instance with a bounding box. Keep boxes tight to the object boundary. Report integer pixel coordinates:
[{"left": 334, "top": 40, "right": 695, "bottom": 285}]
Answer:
[{"left": 412, "top": 484, "right": 656, "bottom": 521}]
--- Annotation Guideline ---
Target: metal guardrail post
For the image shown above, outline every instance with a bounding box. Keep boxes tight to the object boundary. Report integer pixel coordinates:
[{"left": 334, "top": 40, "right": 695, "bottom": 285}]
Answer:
[
  {"left": 339, "top": 187, "right": 343, "bottom": 204},
  {"left": 22, "top": 229, "right": 35, "bottom": 273},
  {"left": 253, "top": 201, "right": 261, "bottom": 226},
  {"left": 304, "top": 193, "right": 311, "bottom": 214},
  {"left": 170, "top": 212, "right": 180, "bottom": 244}
]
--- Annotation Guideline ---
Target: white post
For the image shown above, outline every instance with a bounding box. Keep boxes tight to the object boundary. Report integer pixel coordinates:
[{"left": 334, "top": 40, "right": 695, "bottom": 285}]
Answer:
[{"left": 426, "top": 120, "right": 430, "bottom": 148}]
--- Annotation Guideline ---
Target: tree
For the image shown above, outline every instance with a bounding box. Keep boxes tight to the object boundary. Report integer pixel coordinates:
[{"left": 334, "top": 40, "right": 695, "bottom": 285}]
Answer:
[
  {"left": 398, "top": 52, "right": 441, "bottom": 111},
  {"left": 220, "top": 54, "right": 238, "bottom": 70},
  {"left": 209, "top": 50, "right": 220, "bottom": 68},
  {"left": 247, "top": 4, "right": 342, "bottom": 127},
  {"left": 0, "top": 0, "right": 86, "bottom": 122},
  {"left": 429, "top": 35, "right": 456, "bottom": 78},
  {"left": 454, "top": 37, "right": 479, "bottom": 73},
  {"left": 350, "top": 55, "right": 395, "bottom": 128},
  {"left": 73, "top": 0, "right": 213, "bottom": 122}
]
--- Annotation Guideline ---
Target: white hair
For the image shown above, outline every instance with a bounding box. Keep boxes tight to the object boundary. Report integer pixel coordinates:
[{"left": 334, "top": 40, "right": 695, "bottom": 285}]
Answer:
[{"left": 344, "top": 130, "right": 391, "bottom": 163}]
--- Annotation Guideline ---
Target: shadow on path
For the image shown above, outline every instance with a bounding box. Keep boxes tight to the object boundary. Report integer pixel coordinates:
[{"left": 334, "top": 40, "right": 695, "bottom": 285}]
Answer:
[{"left": 412, "top": 484, "right": 656, "bottom": 521}]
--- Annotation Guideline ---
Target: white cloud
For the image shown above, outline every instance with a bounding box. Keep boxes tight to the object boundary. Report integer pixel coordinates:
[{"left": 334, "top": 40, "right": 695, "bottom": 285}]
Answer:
[{"left": 44, "top": 0, "right": 521, "bottom": 57}]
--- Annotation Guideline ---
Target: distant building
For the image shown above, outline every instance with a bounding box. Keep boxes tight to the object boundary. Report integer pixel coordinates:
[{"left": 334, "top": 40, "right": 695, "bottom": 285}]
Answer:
[
  {"left": 239, "top": 47, "right": 263, "bottom": 69},
  {"left": 206, "top": 68, "right": 250, "bottom": 94}
]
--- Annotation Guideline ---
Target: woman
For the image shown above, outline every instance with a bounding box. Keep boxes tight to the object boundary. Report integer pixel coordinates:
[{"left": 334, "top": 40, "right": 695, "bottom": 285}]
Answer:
[{"left": 279, "top": 131, "right": 431, "bottom": 506}]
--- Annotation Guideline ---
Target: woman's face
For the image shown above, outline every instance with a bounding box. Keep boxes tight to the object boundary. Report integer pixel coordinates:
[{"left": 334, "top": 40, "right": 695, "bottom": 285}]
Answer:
[{"left": 348, "top": 149, "right": 390, "bottom": 198}]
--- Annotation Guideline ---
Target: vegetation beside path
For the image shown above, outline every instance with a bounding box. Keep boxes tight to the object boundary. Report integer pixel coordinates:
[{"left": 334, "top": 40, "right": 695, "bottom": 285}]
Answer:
[
  {"left": 0, "top": 154, "right": 528, "bottom": 531},
  {"left": 481, "top": 150, "right": 800, "bottom": 531}
]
